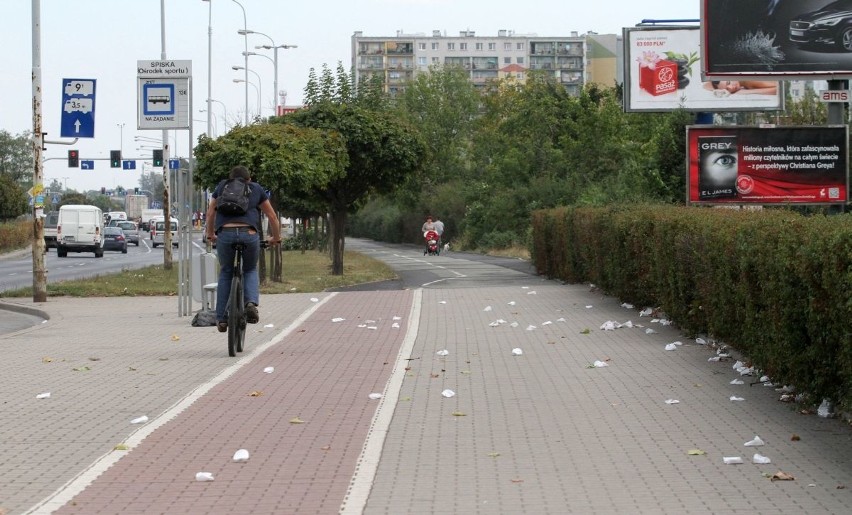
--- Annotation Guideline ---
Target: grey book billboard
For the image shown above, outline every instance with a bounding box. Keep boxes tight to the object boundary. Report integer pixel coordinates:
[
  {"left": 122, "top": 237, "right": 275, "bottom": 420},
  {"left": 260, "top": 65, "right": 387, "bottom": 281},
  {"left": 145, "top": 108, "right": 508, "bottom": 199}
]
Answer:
[
  {"left": 686, "top": 126, "right": 849, "bottom": 205},
  {"left": 624, "top": 26, "right": 782, "bottom": 112},
  {"left": 703, "top": 0, "right": 852, "bottom": 77}
]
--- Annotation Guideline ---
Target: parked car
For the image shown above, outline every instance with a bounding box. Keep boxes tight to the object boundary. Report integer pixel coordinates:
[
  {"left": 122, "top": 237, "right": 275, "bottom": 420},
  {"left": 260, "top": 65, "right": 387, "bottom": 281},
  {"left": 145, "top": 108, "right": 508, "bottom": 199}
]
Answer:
[
  {"left": 789, "top": 0, "right": 852, "bottom": 51},
  {"left": 44, "top": 211, "right": 59, "bottom": 249},
  {"left": 114, "top": 220, "right": 140, "bottom": 246},
  {"left": 102, "top": 227, "right": 128, "bottom": 253}
]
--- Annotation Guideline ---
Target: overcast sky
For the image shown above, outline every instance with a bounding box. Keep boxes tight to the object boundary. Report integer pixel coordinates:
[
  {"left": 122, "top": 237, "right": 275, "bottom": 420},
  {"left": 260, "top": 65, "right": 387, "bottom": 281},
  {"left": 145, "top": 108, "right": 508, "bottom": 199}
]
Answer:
[{"left": 2, "top": 0, "right": 698, "bottom": 192}]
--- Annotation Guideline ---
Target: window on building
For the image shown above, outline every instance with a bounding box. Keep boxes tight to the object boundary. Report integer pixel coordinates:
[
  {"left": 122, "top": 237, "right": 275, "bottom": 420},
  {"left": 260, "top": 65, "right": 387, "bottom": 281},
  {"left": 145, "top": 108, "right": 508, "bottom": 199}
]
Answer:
[
  {"left": 419, "top": 43, "right": 426, "bottom": 50},
  {"left": 418, "top": 56, "right": 427, "bottom": 65},
  {"left": 516, "top": 73, "right": 524, "bottom": 79},
  {"left": 460, "top": 42, "right": 467, "bottom": 50},
  {"left": 504, "top": 42, "right": 511, "bottom": 51},
  {"left": 517, "top": 42, "right": 525, "bottom": 50},
  {"left": 448, "top": 42, "right": 455, "bottom": 50},
  {"left": 489, "top": 42, "right": 496, "bottom": 50},
  {"left": 517, "top": 56, "right": 524, "bottom": 64},
  {"left": 475, "top": 42, "right": 483, "bottom": 50},
  {"left": 504, "top": 56, "right": 511, "bottom": 64},
  {"left": 432, "top": 42, "right": 439, "bottom": 50}
]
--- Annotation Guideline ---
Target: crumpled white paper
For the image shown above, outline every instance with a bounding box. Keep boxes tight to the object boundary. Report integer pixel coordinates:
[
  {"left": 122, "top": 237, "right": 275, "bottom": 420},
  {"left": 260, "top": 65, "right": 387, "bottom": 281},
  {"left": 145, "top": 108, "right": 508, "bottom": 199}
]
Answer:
[
  {"left": 526, "top": 325, "right": 537, "bottom": 331},
  {"left": 541, "top": 321, "right": 552, "bottom": 326},
  {"left": 722, "top": 457, "right": 743, "bottom": 465},
  {"left": 621, "top": 303, "right": 634, "bottom": 309},
  {"left": 592, "top": 360, "right": 609, "bottom": 368},
  {"left": 527, "top": 291, "right": 537, "bottom": 295},
  {"left": 36, "top": 392, "right": 51, "bottom": 399},
  {"left": 195, "top": 472, "right": 215, "bottom": 481},
  {"left": 332, "top": 317, "right": 345, "bottom": 323},
  {"left": 730, "top": 379, "right": 744, "bottom": 385},
  {"left": 511, "top": 348, "right": 523, "bottom": 356},
  {"left": 130, "top": 416, "right": 148, "bottom": 424},
  {"left": 730, "top": 396, "right": 745, "bottom": 402},
  {"left": 392, "top": 322, "right": 400, "bottom": 328},
  {"left": 507, "top": 301, "right": 516, "bottom": 306},
  {"left": 368, "top": 393, "right": 382, "bottom": 400},
  {"left": 509, "top": 322, "right": 519, "bottom": 328},
  {"left": 695, "top": 337, "right": 707, "bottom": 345},
  {"left": 263, "top": 367, "right": 274, "bottom": 374},
  {"left": 664, "top": 343, "right": 678, "bottom": 351},
  {"left": 639, "top": 307, "right": 653, "bottom": 317},
  {"left": 441, "top": 389, "right": 455, "bottom": 398},
  {"left": 752, "top": 453, "right": 771, "bottom": 464},
  {"left": 483, "top": 306, "right": 492, "bottom": 312},
  {"left": 664, "top": 399, "right": 680, "bottom": 404},
  {"left": 708, "top": 356, "right": 721, "bottom": 362},
  {"left": 310, "top": 297, "right": 319, "bottom": 303},
  {"left": 601, "top": 321, "right": 619, "bottom": 331},
  {"left": 233, "top": 449, "right": 250, "bottom": 462},
  {"left": 645, "top": 328, "right": 657, "bottom": 335},
  {"left": 436, "top": 349, "right": 449, "bottom": 356},
  {"left": 744, "top": 435, "right": 765, "bottom": 447},
  {"left": 263, "top": 323, "right": 274, "bottom": 328}
]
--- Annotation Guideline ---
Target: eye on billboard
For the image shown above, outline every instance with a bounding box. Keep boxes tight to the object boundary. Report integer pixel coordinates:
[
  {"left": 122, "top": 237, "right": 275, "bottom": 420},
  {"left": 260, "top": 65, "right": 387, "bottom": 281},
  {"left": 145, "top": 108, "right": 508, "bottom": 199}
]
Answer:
[
  {"left": 703, "top": 0, "right": 852, "bottom": 78},
  {"left": 686, "top": 125, "right": 848, "bottom": 204},
  {"left": 624, "top": 26, "right": 783, "bottom": 112}
]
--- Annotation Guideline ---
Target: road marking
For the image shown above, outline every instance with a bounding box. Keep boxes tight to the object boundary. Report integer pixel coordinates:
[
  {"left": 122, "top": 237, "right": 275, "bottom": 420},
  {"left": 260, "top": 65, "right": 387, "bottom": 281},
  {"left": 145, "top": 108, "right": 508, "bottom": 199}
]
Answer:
[
  {"left": 340, "top": 288, "right": 422, "bottom": 514},
  {"left": 24, "top": 293, "right": 337, "bottom": 515}
]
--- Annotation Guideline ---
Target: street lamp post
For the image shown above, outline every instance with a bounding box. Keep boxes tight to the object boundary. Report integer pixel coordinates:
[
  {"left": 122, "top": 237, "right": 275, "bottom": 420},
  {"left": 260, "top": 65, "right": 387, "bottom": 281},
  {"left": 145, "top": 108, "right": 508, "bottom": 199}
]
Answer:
[
  {"left": 240, "top": 28, "right": 297, "bottom": 115},
  {"left": 116, "top": 122, "right": 125, "bottom": 155},
  {"left": 231, "top": 0, "right": 249, "bottom": 125},
  {"left": 233, "top": 79, "right": 260, "bottom": 116},
  {"left": 232, "top": 65, "right": 262, "bottom": 115},
  {"left": 203, "top": 0, "right": 212, "bottom": 138},
  {"left": 243, "top": 51, "right": 274, "bottom": 110},
  {"left": 210, "top": 99, "right": 229, "bottom": 130}
]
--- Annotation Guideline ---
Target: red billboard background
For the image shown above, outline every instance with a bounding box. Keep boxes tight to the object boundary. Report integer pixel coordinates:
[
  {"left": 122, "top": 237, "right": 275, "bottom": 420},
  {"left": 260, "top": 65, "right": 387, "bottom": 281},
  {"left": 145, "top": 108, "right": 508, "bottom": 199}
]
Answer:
[{"left": 687, "top": 126, "right": 849, "bottom": 204}]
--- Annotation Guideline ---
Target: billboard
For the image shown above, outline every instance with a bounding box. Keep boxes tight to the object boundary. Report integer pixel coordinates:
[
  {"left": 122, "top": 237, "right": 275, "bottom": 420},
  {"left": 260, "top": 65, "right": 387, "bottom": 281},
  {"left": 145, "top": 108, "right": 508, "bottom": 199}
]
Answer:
[
  {"left": 703, "top": 0, "right": 852, "bottom": 78},
  {"left": 686, "top": 126, "right": 849, "bottom": 204},
  {"left": 624, "top": 26, "right": 782, "bottom": 112}
]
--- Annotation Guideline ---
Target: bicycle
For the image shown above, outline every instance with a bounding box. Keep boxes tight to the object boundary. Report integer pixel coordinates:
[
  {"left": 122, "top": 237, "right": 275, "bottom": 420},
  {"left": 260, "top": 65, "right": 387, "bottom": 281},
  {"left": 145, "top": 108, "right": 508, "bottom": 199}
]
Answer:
[{"left": 224, "top": 239, "right": 268, "bottom": 357}]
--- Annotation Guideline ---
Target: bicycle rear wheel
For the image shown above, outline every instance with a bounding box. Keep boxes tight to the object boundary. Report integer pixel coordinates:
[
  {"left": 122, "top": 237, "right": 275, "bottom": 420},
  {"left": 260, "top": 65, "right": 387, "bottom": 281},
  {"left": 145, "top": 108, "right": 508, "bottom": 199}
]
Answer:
[{"left": 227, "top": 275, "right": 243, "bottom": 357}]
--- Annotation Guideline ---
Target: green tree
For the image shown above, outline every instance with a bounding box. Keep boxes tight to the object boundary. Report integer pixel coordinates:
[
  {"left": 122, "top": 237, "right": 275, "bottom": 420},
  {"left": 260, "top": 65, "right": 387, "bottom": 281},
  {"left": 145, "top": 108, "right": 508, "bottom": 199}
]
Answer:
[
  {"left": 0, "top": 174, "right": 28, "bottom": 220},
  {"left": 286, "top": 71, "right": 427, "bottom": 273},
  {"left": 0, "top": 130, "right": 33, "bottom": 188}
]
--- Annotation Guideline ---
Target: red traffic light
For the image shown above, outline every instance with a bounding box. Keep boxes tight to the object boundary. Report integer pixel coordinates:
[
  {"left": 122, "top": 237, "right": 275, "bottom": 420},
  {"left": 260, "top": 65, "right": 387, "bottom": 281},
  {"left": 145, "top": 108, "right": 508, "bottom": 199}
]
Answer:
[{"left": 68, "top": 149, "right": 79, "bottom": 168}]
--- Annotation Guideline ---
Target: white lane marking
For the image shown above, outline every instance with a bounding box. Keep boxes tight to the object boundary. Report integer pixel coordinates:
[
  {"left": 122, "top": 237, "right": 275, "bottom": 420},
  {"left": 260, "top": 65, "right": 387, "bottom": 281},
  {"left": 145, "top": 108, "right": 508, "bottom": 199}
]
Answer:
[
  {"left": 340, "top": 288, "right": 422, "bottom": 514},
  {"left": 24, "top": 293, "right": 338, "bottom": 515}
]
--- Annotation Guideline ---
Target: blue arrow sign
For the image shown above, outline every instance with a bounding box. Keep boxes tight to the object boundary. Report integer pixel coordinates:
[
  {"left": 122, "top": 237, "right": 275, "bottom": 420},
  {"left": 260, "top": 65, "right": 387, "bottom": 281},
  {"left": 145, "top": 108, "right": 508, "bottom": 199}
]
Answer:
[
  {"left": 169, "top": 159, "right": 180, "bottom": 170},
  {"left": 81, "top": 160, "right": 95, "bottom": 170},
  {"left": 60, "top": 79, "right": 96, "bottom": 138},
  {"left": 51, "top": 194, "right": 60, "bottom": 204},
  {"left": 122, "top": 160, "right": 137, "bottom": 170}
]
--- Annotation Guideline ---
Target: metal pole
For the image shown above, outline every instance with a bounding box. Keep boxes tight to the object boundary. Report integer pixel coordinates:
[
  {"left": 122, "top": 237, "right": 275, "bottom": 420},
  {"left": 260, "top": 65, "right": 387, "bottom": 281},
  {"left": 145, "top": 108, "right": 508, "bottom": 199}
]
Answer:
[
  {"left": 206, "top": 0, "right": 212, "bottom": 138},
  {"left": 273, "top": 47, "right": 278, "bottom": 114},
  {"left": 160, "top": 0, "right": 173, "bottom": 268},
  {"left": 31, "top": 0, "right": 47, "bottom": 303},
  {"left": 232, "top": 0, "right": 248, "bottom": 124}
]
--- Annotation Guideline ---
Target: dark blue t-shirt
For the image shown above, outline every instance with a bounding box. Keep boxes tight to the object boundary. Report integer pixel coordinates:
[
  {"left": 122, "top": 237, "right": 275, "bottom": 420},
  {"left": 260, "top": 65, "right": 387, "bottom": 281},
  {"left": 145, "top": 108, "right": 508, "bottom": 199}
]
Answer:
[{"left": 211, "top": 179, "right": 269, "bottom": 233}]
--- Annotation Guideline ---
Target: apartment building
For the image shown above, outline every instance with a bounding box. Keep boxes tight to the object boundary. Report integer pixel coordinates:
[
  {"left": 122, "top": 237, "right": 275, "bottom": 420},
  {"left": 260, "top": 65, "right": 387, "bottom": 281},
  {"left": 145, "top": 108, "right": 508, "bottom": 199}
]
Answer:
[{"left": 351, "top": 29, "right": 620, "bottom": 96}]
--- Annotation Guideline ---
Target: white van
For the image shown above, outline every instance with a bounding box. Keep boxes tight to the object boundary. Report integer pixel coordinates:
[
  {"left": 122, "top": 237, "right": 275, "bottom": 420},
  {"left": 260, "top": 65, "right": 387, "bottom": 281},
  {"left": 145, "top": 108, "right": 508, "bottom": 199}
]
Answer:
[
  {"left": 151, "top": 217, "right": 179, "bottom": 248},
  {"left": 43, "top": 211, "right": 60, "bottom": 249},
  {"left": 57, "top": 204, "right": 105, "bottom": 258}
]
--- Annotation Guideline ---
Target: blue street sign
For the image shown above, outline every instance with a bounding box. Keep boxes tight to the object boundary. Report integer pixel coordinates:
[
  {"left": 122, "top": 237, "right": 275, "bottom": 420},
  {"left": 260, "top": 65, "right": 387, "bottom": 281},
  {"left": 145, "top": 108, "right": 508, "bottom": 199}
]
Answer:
[
  {"left": 151, "top": 201, "right": 162, "bottom": 209},
  {"left": 51, "top": 194, "right": 60, "bottom": 204},
  {"left": 81, "top": 160, "right": 95, "bottom": 169},
  {"left": 122, "top": 160, "right": 137, "bottom": 170},
  {"left": 169, "top": 159, "right": 179, "bottom": 170},
  {"left": 60, "top": 79, "right": 96, "bottom": 138}
]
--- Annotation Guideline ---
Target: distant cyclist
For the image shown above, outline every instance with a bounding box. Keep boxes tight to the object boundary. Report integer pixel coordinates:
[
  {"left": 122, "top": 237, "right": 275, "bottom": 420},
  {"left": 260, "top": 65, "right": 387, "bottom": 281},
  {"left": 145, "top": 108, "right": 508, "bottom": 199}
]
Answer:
[{"left": 205, "top": 165, "right": 281, "bottom": 332}]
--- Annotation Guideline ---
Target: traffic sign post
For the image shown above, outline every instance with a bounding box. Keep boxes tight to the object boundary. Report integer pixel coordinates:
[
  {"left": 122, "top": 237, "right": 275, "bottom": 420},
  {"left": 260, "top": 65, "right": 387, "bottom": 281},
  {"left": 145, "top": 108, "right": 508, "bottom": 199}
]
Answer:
[
  {"left": 136, "top": 61, "right": 191, "bottom": 130},
  {"left": 122, "top": 161, "right": 137, "bottom": 170},
  {"left": 169, "top": 159, "right": 180, "bottom": 170},
  {"left": 60, "top": 79, "right": 96, "bottom": 138},
  {"left": 81, "top": 160, "right": 95, "bottom": 170}
]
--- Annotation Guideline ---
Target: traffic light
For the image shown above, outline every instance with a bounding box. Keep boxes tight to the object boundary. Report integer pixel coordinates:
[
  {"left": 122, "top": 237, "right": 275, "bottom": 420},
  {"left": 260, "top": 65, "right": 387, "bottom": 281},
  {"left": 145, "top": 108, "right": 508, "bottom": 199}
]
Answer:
[
  {"left": 110, "top": 150, "right": 121, "bottom": 168},
  {"left": 101, "top": 187, "right": 106, "bottom": 194},
  {"left": 134, "top": 187, "right": 140, "bottom": 194},
  {"left": 152, "top": 149, "right": 164, "bottom": 167},
  {"left": 68, "top": 149, "right": 79, "bottom": 168}
]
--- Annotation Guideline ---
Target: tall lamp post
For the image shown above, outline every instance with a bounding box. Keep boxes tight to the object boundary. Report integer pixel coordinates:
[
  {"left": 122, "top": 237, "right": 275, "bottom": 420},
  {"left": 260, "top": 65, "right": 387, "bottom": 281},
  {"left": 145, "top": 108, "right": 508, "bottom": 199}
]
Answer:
[
  {"left": 116, "top": 122, "right": 125, "bottom": 156},
  {"left": 243, "top": 51, "right": 275, "bottom": 110},
  {"left": 202, "top": 0, "right": 212, "bottom": 138},
  {"left": 232, "top": 65, "right": 262, "bottom": 116},
  {"left": 239, "top": 29, "right": 297, "bottom": 115},
  {"left": 231, "top": 0, "right": 248, "bottom": 125},
  {"left": 233, "top": 79, "right": 260, "bottom": 116}
]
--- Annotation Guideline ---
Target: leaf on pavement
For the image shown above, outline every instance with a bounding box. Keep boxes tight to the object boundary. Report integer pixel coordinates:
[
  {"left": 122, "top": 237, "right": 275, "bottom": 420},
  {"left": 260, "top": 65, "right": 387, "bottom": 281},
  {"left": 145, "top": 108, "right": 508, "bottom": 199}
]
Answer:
[
  {"left": 289, "top": 416, "right": 305, "bottom": 424},
  {"left": 580, "top": 328, "right": 591, "bottom": 334},
  {"left": 170, "top": 334, "right": 180, "bottom": 341},
  {"left": 72, "top": 366, "right": 90, "bottom": 372},
  {"left": 487, "top": 452, "right": 501, "bottom": 458},
  {"left": 114, "top": 444, "right": 129, "bottom": 451},
  {"left": 42, "top": 357, "right": 54, "bottom": 363},
  {"left": 248, "top": 390, "right": 264, "bottom": 397},
  {"left": 687, "top": 449, "right": 706, "bottom": 455},
  {"left": 451, "top": 411, "right": 466, "bottom": 416},
  {"left": 771, "top": 471, "right": 795, "bottom": 481}
]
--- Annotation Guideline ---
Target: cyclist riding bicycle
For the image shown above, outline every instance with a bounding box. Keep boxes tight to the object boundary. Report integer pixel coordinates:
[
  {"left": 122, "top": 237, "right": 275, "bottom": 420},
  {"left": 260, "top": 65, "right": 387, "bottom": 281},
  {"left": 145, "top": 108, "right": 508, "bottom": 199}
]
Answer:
[{"left": 205, "top": 165, "right": 281, "bottom": 333}]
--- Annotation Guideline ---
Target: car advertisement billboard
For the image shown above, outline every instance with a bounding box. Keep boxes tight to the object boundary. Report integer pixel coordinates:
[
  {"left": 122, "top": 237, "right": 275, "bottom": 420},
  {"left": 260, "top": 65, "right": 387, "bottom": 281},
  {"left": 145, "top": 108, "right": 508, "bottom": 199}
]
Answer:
[
  {"left": 624, "top": 26, "right": 782, "bottom": 112},
  {"left": 686, "top": 126, "right": 848, "bottom": 204},
  {"left": 703, "top": 0, "right": 852, "bottom": 78}
]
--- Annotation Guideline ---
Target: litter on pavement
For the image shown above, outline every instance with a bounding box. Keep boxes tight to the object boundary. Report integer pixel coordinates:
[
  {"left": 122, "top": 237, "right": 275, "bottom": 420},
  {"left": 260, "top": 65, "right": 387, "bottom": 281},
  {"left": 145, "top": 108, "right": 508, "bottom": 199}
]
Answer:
[{"left": 232, "top": 449, "right": 249, "bottom": 462}]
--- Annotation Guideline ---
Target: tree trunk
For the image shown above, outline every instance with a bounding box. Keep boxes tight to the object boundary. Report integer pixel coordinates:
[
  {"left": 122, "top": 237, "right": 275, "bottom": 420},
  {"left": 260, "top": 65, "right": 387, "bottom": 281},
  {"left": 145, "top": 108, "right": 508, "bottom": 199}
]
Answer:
[{"left": 330, "top": 209, "right": 346, "bottom": 275}]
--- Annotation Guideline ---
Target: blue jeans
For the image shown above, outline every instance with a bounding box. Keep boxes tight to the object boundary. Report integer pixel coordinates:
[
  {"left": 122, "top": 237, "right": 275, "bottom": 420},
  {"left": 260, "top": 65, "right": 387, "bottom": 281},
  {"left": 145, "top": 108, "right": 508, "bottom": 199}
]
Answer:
[{"left": 215, "top": 227, "right": 260, "bottom": 322}]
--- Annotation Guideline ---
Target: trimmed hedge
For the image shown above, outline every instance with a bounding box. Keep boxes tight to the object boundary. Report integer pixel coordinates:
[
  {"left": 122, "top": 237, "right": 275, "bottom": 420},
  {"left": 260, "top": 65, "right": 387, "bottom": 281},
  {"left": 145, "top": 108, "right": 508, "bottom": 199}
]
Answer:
[{"left": 532, "top": 205, "right": 852, "bottom": 411}]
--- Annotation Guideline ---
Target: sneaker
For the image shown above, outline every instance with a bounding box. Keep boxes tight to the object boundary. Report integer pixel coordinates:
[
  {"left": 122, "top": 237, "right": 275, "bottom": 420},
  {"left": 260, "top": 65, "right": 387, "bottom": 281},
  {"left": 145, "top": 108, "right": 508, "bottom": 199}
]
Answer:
[
  {"left": 217, "top": 321, "right": 227, "bottom": 333},
  {"left": 245, "top": 303, "right": 259, "bottom": 324}
]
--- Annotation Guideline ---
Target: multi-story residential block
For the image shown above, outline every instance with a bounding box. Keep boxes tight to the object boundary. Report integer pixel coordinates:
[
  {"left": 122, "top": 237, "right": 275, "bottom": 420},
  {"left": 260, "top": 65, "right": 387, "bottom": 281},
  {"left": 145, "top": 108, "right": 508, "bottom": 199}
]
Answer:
[{"left": 351, "top": 29, "right": 620, "bottom": 96}]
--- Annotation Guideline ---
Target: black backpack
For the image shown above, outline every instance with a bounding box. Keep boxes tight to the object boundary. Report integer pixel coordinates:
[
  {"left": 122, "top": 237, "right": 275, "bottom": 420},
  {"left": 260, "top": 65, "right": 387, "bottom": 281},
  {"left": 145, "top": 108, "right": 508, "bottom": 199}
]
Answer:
[{"left": 217, "top": 178, "right": 251, "bottom": 216}]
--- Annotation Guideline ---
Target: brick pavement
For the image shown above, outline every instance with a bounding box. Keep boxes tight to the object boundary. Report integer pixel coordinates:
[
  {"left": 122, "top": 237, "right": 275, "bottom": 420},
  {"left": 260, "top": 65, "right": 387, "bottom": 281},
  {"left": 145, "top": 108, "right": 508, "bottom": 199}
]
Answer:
[{"left": 1, "top": 250, "right": 850, "bottom": 514}]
